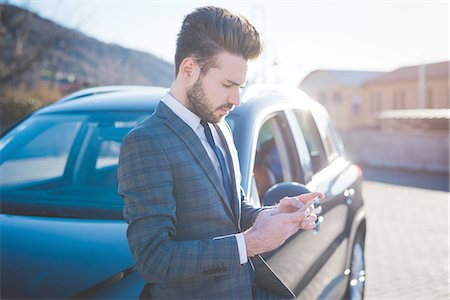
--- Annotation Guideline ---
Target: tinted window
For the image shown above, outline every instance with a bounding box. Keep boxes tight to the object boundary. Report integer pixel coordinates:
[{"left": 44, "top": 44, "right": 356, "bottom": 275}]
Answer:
[
  {"left": 1, "top": 119, "right": 81, "bottom": 186},
  {"left": 253, "top": 113, "right": 298, "bottom": 200},
  {"left": 294, "top": 110, "right": 328, "bottom": 174},
  {"left": 0, "top": 112, "right": 149, "bottom": 219},
  {"left": 313, "top": 112, "right": 339, "bottom": 162},
  {"left": 327, "top": 121, "right": 345, "bottom": 156}
]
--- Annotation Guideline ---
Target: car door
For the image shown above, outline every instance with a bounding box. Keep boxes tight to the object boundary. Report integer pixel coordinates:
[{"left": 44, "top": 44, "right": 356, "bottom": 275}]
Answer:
[
  {"left": 242, "top": 109, "right": 321, "bottom": 297},
  {"left": 287, "top": 108, "right": 354, "bottom": 299},
  {"left": 245, "top": 106, "right": 351, "bottom": 299}
]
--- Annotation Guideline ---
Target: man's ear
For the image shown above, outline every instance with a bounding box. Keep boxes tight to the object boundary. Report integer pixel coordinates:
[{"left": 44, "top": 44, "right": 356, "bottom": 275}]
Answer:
[{"left": 178, "top": 57, "right": 200, "bottom": 83}]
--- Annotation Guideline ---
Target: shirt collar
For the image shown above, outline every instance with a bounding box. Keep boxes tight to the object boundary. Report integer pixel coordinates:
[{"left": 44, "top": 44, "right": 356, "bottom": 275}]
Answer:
[{"left": 162, "top": 92, "right": 202, "bottom": 132}]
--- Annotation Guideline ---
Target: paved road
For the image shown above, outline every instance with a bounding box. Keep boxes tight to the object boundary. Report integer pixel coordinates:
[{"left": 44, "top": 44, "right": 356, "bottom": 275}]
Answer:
[{"left": 362, "top": 168, "right": 449, "bottom": 299}]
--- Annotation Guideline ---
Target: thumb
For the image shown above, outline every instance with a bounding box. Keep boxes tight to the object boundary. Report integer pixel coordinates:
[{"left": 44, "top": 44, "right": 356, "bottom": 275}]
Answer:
[
  {"left": 296, "top": 192, "right": 324, "bottom": 205},
  {"left": 280, "top": 197, "right": 303, "bottom": 209}
]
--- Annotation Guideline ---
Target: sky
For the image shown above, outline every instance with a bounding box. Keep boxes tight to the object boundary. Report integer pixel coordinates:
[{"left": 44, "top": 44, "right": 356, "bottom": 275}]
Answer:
[{"left": 8, "top": 0, "right": 450, "bottom": 86}]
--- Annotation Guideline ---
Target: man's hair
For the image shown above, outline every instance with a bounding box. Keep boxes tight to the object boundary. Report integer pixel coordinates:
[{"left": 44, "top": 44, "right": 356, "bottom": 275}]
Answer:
[{"left": 175, "top": 6, "right": 263, "bottom": 76}]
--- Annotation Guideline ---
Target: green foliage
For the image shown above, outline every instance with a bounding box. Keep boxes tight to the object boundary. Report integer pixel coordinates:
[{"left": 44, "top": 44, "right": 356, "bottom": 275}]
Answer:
[{"left": 0, "top": 83, "right": 62, "bottom": 133}]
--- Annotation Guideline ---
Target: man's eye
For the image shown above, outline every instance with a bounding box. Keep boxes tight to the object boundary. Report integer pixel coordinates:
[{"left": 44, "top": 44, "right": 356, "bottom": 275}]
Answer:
[{"left": 223, "top": 84, "right": 231, "bottom": 88}]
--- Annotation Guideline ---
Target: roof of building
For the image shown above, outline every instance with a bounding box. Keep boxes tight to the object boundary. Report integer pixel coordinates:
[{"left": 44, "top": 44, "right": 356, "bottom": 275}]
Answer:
[
  {"left": 299, "top": 70, "right": 383, "bottom": 91},
  {"left": 365, "top": 61, "right": 449, "bottom": 85}
]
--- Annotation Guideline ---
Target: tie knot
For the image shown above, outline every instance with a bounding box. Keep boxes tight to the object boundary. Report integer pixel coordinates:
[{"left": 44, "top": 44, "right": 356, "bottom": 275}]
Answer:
[
  {"left": 201, "top": 119, "right": 215, "bottom": 146},
  {"left": 200, "top": 119, "right": 209, "bottom": 130}
]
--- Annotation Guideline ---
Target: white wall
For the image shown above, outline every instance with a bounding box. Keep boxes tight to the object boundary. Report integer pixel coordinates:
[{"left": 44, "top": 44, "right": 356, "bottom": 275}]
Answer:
[{"left": 340, "top": 129, "right": 449, "bottom": 173}]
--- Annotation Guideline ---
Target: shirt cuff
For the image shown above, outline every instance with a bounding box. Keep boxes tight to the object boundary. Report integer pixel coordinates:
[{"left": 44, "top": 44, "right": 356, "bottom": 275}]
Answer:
[
  {"left": 235, "top": 233, "right": 248, "bottom": 264},
  {"left": 213, "top": 234, "right": 248, "bottom": 265}
]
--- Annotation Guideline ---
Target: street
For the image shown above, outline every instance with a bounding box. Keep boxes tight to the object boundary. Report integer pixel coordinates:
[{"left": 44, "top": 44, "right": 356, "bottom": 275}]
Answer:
[{"left": 361, "top": 167, "right": 449, "bottom": 299}]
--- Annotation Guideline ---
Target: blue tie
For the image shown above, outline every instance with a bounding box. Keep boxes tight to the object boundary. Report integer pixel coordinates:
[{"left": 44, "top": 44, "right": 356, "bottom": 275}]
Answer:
[
  {"left": 200, "top": 120, "right": 233, "bottom": 203},
  {"left": 201, "top": 121, "right": 254, "bottom": 287}
]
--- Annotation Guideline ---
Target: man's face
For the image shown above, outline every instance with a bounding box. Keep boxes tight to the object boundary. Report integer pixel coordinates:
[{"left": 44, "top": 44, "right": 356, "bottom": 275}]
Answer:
[{"left": 186, "top": 51, "right": 247, "bottom": 123}]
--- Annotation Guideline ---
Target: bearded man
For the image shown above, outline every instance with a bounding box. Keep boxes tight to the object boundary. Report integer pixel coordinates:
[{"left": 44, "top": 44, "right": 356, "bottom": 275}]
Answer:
[{"left": 118, "top": 6, "right": 322, "bottom": 299}]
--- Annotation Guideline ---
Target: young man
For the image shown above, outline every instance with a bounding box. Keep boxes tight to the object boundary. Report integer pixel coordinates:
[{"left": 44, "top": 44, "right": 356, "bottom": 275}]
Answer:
[{"left": 118, "top": 6, "right": 323, "bottom": 299}]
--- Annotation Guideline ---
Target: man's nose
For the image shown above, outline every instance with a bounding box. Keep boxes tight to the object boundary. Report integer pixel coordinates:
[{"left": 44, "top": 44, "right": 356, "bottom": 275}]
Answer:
[{"left": 228, "top": 88, "right": 241, "bottom": 107}]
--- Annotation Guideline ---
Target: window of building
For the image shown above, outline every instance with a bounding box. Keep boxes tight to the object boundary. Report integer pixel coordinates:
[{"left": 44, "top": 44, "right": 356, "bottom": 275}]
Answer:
[
  {"left": 370, "top": 93, "right": 382, "bottom": 113},
  {"left": 400, "top": 91, "right": 405, "bottom": 108},
  {"left": 333, "top": 91, "right": 342, "bottom": 102},
  {"left": 427, "top": 88, "right": 434, "bottom": 108},
  {"left": 393, "top": 90, "right": 406, "bottom": 109},
  {"left": 352, "top": 95, "right": 361, "bottom": 113},
  {"left": 377, "top": 93, "right": 382, "bottom": 111}
]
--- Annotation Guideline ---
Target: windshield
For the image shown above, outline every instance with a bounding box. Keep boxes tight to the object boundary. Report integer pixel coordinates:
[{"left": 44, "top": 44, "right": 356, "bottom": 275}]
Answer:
[{"left": 0, "top": 112, "right": 150, "bottom": 219}]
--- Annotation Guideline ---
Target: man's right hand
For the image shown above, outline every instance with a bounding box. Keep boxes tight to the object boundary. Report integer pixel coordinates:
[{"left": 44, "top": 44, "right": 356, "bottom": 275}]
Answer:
[{"left": 243, "top": 205, "right": 317, "bottom": 257}]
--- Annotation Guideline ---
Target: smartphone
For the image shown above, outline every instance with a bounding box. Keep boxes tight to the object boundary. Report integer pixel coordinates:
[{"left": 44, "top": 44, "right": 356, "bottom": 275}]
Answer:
[{"left": 298, "top": 196, "right": 320, "bottom": 212}]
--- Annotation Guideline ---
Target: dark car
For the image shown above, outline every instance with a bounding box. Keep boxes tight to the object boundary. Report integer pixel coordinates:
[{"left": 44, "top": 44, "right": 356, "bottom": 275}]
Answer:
[{"left": 0, "top": 85, "right": 366, "bottom": 299}]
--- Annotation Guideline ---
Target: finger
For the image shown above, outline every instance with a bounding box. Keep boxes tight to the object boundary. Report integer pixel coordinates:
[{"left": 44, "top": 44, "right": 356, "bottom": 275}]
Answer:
[
  {"left": 296, "top": 192, "right": 324, "bottom": 204},
  {"left": 305, "top": 213, "right": 317, "bottom": 223},
  {"left": 297, "top": 214, "right": 317, "bottom": 228},
  {"left": 302, "top": 205, "right": 314, "bottom": 216},
  {"left": 279, "top": 197, "right": 303, "bottom": 209},
  {"left": 300, "top": 219, "right": 317, "bottom": 230}
]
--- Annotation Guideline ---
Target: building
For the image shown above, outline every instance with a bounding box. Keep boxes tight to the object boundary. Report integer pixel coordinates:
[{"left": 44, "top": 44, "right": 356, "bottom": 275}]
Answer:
[
  {"left": 299, "top": 70, "right": 382, "bottom": 130},
  {"left": 299, "top": 61, "right": 449, "bottom": 131}
]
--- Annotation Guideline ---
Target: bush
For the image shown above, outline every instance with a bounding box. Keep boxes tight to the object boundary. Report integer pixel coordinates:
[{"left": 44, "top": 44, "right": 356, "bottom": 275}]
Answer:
[{"left": 0, "top": 83, "right": 63, "bottom": 134}]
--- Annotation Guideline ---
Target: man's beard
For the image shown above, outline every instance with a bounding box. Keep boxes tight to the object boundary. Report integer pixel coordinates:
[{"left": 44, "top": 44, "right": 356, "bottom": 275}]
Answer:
[{"left": 186, "top": 78, "right": 232, "bottom": 124}]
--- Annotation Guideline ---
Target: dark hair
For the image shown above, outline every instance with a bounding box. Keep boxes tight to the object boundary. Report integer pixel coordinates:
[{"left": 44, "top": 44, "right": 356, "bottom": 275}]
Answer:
[{"left": 175, "top": 6, "right": 263, "bottom": 76}]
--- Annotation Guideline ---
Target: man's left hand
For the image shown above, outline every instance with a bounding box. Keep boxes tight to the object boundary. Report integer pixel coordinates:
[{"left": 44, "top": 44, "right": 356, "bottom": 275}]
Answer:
[
  {"left": 264, "top": 192, "right": 323, "bottom": 230},
  {"left": 275, "top": 192, "right": 324, "bottom": 214}
]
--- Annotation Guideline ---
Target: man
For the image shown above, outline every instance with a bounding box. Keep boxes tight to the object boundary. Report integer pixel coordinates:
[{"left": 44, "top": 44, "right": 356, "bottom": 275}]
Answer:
[{"left": 118, "top": 6, "right": 323, "bottom": 299}]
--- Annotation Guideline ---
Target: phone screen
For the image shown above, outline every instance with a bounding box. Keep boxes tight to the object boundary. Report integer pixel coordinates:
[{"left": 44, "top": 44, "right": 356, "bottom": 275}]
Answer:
[{"left": 298, "top": 196, "right": 320, "bottom": 212}]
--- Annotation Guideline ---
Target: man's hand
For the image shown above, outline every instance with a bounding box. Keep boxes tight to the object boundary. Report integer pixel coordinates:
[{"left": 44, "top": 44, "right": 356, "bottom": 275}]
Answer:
[
  {"left": 244, "top": 192, "right": 323, "bottom": 257},
  {"left": 276, "top": 192, "right": 324, "bottom": 214}
]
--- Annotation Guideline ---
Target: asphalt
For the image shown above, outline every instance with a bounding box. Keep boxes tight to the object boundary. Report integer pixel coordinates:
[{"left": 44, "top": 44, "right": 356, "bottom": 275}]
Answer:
[
  {"left": 361, "top": 167, "right": 449, "bottom": 299},
  {"left": 360, "top": 164, "right": 449, "bottom": 192}
]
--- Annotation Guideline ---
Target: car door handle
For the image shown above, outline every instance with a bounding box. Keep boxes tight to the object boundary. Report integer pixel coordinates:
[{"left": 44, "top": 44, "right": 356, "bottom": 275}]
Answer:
[{"left": 344, "top": 188, "right": 355, "bottom": 205}]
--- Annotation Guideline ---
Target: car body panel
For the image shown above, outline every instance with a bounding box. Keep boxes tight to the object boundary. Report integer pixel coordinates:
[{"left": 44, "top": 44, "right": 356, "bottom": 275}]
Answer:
[
  {"left": 0, "top": 85, "right": 365, "bottom": 299},
  {"left": 0, "top": 214, "right": 133, "bottom": 298}
]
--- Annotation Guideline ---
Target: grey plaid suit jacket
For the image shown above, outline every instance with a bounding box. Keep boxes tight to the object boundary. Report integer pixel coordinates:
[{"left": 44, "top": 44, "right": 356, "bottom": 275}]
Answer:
[{"left": 118, "top": 101, "right": 291, "bottom": 299}]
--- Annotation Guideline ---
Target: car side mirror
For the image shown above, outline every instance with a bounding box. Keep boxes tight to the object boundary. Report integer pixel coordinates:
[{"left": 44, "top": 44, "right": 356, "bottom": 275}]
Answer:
[{"left": 262, "top": 182, "right": 311, "bottom": 206}]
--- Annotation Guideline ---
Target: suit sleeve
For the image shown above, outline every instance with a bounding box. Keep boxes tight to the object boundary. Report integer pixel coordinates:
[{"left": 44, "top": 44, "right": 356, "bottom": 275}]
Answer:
[
  {"left": 239, "top": 187, "right": 264, "bottom": 231},
  {"left": 118, "top": 129, "right": 241, "bottom": 284}
]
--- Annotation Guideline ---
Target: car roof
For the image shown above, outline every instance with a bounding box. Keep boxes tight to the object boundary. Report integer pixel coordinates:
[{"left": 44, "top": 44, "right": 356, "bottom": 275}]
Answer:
[
  {"left": 36, "top": 84, "right": 324, "bottom": 115},
  {"left": 55, "top": 85, "right": 166, "bottom": 103},
  {"left": 38, "top": 87, "right": 168, "bottom": 114},
  {"left": 237, "top": 84, "right": 326, "bottom": 115}
]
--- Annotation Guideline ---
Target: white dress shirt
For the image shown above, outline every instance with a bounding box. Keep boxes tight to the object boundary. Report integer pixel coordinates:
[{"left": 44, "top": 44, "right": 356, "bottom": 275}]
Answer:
[{"left": 162, "top": 92, "right": 248, "bottom": 264}]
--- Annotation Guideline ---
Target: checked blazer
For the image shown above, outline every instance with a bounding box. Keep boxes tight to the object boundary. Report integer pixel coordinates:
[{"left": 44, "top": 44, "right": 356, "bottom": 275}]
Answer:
[
  {"left": 118, "top": 102, "right": 294, "bottom": 299},
  {"left": 118, "top": 101, "right": 293, "bottom": 299}
]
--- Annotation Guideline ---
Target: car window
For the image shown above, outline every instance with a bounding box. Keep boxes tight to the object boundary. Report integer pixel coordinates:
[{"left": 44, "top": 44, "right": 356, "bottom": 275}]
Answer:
[
  {"left": 293, "top": 110, "right": 328, "bottom": 174},
  {"left": 0, "top": 112, "right": 149, "bottom": 219},
  {"left": 96, "top": 140, "right": 121, "bottom": 169},
  {"left": 327, "top": 119, "right": 345, "bottom": 156},
  {"left": 0, "top": 119, "right": 81, "bottom": 186},
  {"left": 313, "top": 111, "right": 339, "bottom": 162},
  {"left": 252, "top": 113, "right": 298, "bottom": 200}
]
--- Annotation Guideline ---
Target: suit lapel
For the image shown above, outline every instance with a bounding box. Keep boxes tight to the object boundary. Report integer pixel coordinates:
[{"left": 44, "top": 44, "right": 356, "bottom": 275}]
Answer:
[{"left": 155, "top": 102, "right": 234, "bottom": 217}]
